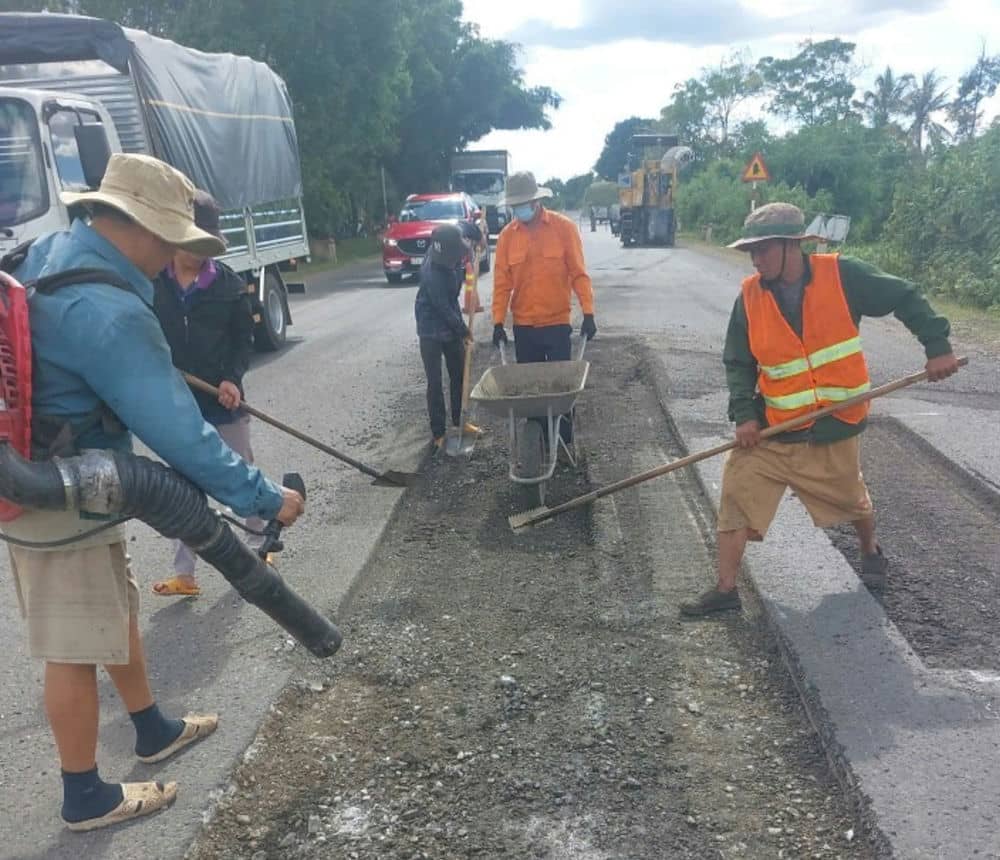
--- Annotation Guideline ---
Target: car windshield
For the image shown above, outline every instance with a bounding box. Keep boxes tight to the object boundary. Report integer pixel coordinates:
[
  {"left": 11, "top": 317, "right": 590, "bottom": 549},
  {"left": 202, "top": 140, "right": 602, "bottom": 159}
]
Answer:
[
  {"left": 0, "top": 98, "right": 48, "bottom": 229},
  {"left": 452, "top": 172, "right": 504, "bottom": 196},
  {"left": 400, "top": 199, "right": 464, "bottom": 222}
]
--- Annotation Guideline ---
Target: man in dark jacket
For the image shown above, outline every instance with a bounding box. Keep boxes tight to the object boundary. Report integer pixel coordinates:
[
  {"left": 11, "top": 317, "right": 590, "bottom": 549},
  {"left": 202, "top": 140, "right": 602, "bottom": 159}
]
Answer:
[
  {"left": 151, "top": 191, "right": 263, "bottom": 596},
  {"left": 415, "top": 222, "right": 481, "bottom": 451}
]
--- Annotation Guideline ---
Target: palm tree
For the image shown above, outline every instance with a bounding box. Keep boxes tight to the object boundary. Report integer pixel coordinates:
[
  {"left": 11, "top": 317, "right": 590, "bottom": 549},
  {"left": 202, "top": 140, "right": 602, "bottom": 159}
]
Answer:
[
  {"left": 858, "top": 66, "right": 914, "bottom": 128},
  {"left": 906, "top": 70, "right": 951, "bottom": 151}
]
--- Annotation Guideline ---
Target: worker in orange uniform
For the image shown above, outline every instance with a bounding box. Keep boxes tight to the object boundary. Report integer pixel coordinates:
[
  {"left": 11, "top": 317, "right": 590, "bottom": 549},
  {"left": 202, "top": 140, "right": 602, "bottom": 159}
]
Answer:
[{"left": 492, "top": 172, "right": 596, "bottom": 444}]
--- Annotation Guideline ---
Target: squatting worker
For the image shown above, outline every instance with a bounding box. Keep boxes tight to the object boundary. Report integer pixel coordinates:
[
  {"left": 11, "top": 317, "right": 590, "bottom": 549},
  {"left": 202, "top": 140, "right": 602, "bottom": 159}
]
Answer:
[
  {"left": 4, "top": 154, "right": 305, "bottom": 831},
  {"left": 415, "top": 222, "right": 481, "bottom": 451},
  {"left": 152, "top": 190, "right": 264, "bottom": 596},
  {"left": 492, "top": 171, "right": 597, "bottom": 444},
  {"left": 680, "top": 202, "right": 959, "bottom": 617}
]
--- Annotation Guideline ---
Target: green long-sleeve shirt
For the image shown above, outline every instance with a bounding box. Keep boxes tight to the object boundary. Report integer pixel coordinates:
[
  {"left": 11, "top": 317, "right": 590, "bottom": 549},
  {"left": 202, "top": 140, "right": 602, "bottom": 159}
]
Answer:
[{"left": 724, "top": 254, "right": 953, "bottom": 444}]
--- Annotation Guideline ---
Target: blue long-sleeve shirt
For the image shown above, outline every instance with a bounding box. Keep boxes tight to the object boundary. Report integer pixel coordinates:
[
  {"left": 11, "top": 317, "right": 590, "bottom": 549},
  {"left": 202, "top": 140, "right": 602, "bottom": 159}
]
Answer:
[{"left": 14, "top": 220, "right": 283, "bottom": 520}]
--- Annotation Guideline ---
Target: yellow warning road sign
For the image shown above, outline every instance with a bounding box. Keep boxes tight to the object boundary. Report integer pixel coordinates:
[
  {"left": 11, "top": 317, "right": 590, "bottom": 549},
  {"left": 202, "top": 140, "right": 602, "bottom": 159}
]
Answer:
[{"left": 741, "top": 152, "right": 771, "bottom": 183}]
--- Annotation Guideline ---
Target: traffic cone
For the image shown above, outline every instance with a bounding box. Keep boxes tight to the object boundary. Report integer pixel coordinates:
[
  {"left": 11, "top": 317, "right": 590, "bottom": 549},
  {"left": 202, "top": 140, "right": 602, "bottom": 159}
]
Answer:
[{"left": 463, "top": 259, "right": 483, "bottom": 314}]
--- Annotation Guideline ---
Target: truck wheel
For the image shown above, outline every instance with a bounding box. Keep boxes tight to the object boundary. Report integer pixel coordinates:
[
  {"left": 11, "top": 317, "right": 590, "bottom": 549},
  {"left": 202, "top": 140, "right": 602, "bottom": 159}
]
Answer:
[
  {"left": 386, "top": 273, "right": 403, "bottom": 284},
  {"left": 254, "top": 269, "right": 288, "bottom": 352}
]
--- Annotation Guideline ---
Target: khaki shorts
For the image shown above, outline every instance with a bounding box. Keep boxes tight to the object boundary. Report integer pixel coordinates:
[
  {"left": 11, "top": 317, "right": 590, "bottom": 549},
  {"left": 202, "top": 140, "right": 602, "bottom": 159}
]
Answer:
[
  {"left": 718, "top": 436, "right": 873, "bottom": 540},
  {"left": 8, "top": 541, "right": 139, "bottom": 664}
]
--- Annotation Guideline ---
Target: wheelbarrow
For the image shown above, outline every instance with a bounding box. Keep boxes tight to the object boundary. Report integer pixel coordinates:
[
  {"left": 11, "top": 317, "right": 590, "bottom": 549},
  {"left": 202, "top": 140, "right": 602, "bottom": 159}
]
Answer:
[{"left": 470, "top": 337, "right": 589, "bottom": 507}]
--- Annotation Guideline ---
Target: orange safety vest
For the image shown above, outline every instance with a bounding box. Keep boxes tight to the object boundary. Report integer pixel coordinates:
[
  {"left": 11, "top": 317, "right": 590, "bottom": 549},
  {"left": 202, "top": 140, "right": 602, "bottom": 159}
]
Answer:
[{"left": 742, "top": 254, "right": 871, "bottom": 429}]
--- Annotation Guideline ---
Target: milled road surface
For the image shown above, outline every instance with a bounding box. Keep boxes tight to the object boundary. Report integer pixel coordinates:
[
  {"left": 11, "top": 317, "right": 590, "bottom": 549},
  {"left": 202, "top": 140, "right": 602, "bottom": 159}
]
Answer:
[{"left": 1, "top": 224, "right": 996, "bottom": 858}]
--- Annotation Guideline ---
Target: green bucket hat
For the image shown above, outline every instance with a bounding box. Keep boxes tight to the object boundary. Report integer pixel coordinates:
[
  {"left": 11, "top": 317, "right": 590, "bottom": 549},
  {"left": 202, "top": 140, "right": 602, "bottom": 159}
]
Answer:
[{"left": 728, "top": 202, "right": 822, "bottom": 251}]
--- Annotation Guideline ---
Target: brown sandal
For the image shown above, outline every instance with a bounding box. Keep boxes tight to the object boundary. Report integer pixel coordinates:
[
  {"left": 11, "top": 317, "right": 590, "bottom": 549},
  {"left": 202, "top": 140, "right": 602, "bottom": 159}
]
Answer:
[{"left": 64, "top": 781, "right": 178, "bottom": 832}]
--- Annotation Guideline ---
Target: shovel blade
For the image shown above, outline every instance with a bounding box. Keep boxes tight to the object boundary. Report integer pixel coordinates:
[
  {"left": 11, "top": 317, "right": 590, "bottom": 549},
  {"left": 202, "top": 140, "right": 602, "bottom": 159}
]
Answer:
[
  {"left": 508, "top": 506, "right": 552, "bottom": 531},
  {"left": 371, "top": 470, "right": 418, "bottom": 488},
  {"left": 443, "top": 427, "right": 476, "bottom": 458}
]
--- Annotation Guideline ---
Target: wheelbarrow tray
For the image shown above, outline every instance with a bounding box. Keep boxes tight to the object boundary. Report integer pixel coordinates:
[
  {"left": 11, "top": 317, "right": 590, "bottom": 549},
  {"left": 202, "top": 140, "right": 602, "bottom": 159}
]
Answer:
[{"left": 471, "top": 360, "right": 590, "bottom": 419}]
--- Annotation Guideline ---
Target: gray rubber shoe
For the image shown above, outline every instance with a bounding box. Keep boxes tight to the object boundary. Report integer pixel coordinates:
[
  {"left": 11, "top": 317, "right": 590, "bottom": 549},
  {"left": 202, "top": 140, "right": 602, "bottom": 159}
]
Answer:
[
  {"left": 861, "top": 547, "right": 889, "bottom": 592},
  {"left": 679, "top": 587, "right": 742, "bottom": 617}
]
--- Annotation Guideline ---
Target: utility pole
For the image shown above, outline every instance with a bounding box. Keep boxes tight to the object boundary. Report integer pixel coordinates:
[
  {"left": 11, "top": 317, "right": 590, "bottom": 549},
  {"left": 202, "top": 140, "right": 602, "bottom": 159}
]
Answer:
[{"left": 380, "top": 166, "right": 389, "bottom": 222}]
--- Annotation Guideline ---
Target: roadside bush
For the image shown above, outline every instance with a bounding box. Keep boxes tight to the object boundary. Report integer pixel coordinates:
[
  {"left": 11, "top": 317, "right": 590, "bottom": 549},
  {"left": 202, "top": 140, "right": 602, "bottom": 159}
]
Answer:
[
  {"left": 880, "top": 125, "right": 1000, "bottom": 308},
  {"left": 675, "top": 161, "right": 833, "bottom": 244}
]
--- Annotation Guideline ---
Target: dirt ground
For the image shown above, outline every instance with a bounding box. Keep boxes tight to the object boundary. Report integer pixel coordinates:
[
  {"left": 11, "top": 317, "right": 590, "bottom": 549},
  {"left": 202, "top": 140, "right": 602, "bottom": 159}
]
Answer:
[
  {"left": 827, "top": 417, "right": 1000, "bottom": 673},
  {"left": 189, "top": 338, "right": 878, "bottom": 860}
]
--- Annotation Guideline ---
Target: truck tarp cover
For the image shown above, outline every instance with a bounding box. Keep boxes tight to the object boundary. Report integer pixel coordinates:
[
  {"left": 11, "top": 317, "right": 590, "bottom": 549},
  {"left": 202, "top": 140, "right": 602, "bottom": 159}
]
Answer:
[{"left": 0, "top": 14, "right": 302, "bottom": 210}]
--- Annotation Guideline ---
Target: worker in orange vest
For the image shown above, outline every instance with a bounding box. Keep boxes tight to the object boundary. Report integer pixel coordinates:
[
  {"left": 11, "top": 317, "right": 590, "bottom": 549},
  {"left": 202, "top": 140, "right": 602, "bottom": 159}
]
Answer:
[{"left": 680, "top": 202, "right": 961, "bottom": 617}]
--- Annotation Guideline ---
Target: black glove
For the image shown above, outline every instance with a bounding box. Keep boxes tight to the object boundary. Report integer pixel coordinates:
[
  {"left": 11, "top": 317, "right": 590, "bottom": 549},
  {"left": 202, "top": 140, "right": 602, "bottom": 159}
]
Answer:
[
  {"left": 581, "top": 314, "right": 597, "bottom": 341},
  {"left": 493, "top": 324, "right": 509, "bottom": 347}
]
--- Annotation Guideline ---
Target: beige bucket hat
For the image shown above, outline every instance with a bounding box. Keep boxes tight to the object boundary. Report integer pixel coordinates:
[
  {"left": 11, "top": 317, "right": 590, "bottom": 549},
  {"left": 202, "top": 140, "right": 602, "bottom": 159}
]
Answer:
[
  {"left": 61, "top": 154, "right": 226, "bottom": 258},
  {"left": 728, "top": 202, "right": 823, "bottom": 251},
  {"left": 500, "top": 171, "right": 553, "bottom": 207}
]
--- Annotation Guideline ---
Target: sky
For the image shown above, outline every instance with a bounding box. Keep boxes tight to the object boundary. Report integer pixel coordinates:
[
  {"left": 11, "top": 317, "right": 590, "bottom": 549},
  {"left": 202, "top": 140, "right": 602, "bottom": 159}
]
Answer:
[{"left": 460, "top": 0, "right": 1000, "bottom": 181}]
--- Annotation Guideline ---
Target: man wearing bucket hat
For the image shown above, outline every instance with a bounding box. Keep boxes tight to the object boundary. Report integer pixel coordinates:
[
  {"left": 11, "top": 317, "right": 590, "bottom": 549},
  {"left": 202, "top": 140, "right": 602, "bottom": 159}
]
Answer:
[
  {"left": 4, "top": 153, "right": 305, "bottom": 830},
  {"left": 492, "top": 172, "right": 596, "bottom": 444},
  {"left": 415, "top": 222, "right": 481, "bottom": 451},
  {"left": 151, "top": 190, "right": 264, "bottom": 596},
  {"left": 680, "top": 201, "right": 960, "bottom": 617}
]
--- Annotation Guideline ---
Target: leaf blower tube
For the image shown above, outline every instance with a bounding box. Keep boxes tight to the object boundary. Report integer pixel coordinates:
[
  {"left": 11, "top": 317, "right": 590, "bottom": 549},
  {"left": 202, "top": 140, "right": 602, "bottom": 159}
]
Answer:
[{"left": 0, "top": 443, "right": 342, "bottom": 658}]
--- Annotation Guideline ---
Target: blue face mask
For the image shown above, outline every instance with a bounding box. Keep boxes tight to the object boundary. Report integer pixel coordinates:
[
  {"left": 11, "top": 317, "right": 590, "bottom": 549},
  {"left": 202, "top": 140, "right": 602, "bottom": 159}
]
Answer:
[{"left": 512, "top": 203, "right": 537, "bottom": 222}]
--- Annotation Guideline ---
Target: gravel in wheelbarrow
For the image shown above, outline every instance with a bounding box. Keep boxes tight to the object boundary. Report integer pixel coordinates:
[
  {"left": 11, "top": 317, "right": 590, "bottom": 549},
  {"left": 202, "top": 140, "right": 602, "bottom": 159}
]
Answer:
[{"left": 470, "top": 359, "right": 590, "bottom": 419}]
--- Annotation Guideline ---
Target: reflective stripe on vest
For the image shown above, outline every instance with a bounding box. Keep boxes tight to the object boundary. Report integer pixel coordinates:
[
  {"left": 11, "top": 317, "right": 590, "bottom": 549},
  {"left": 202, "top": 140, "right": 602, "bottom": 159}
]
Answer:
[
  {"left": 760, "top": 335, "right": 864, "bottom": 381},
  {"left": 763, "top": 379, "right": 871, "bottom": 411}
]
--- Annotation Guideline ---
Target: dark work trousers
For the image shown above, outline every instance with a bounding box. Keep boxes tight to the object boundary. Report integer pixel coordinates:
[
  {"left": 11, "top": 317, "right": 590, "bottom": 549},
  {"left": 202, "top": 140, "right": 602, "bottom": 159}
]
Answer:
[
  {"left": 420, "top": 336, "right": 465, "bottom": 439},
  {"left": 513, "top": 323, "right": 574, "bottom": 444}
]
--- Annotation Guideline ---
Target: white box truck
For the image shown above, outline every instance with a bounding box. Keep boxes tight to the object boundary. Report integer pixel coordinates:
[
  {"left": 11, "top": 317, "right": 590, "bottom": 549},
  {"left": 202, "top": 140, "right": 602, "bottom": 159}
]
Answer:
[
  {"left": 0, "top": 12, "right": 310, "bottom": 350},
  {"left": 449, "top": 149, "right": 510, "bottom": 240}
]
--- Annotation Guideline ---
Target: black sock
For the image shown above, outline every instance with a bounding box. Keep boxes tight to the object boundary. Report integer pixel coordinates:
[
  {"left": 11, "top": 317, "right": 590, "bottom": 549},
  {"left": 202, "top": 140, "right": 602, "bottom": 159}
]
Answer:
[
  {"left": 130, "top": 703, "right": 184, "bottom": 758},
  {"left": 61, "top": 767, "right": 124, "bottom": 823}
]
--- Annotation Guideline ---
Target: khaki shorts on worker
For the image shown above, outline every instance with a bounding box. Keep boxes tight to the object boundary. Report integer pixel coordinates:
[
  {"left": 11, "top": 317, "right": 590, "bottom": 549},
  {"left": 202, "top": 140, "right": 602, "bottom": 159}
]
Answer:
[
  {"left": 8, "top": 541, "right": 139, "bottom": 664},
  {"left": 718, "top": 435, "right": 873, "bottom": 540}
]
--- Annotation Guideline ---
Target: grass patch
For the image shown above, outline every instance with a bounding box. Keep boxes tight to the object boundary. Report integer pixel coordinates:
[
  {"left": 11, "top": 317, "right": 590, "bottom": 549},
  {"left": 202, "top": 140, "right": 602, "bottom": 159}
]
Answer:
[
  {"left": 296, "top": 236, "right": 382, "bottom": 277},
  {"left": 928, "top": 296, "right": 1000, "bottom": 354}
]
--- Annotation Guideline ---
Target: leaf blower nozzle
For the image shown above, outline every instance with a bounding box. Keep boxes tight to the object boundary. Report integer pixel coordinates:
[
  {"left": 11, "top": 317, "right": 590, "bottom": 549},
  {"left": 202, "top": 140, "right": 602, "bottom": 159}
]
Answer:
[{"left": 0, "top": 444, "right": 342, "bottom": 658}]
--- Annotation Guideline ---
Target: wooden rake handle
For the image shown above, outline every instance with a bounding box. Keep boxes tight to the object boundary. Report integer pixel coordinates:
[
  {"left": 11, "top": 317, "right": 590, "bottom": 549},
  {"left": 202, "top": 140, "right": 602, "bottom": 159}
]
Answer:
[{"left": 517, "top": 357, "right": 968, "bottom": 528}]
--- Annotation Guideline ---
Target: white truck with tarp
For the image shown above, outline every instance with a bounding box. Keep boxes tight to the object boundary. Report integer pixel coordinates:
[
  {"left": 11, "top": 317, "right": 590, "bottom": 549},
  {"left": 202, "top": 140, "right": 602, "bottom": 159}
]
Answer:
[{"left": 0, "top": 12, "right": 309, "bottom": 350}]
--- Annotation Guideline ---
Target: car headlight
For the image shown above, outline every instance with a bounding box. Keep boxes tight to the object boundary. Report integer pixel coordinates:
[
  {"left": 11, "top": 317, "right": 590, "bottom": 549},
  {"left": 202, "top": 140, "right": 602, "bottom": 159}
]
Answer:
[{"left": 384, "top": 237, "right": 398, "bottom": 247}]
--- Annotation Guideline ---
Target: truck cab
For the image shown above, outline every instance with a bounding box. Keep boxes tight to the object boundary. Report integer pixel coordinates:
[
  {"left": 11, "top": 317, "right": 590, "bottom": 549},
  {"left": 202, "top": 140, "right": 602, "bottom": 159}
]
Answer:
[{"left": 0, "top": 88, "right": 119, "bottom": 258}]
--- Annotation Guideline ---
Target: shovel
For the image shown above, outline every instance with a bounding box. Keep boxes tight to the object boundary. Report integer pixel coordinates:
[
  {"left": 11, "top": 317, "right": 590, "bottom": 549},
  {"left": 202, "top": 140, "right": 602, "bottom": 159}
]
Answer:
[
  {"left": 509, "top": 357, "right": 968, "bottom": 531},
  {"left": 444, "top": 248, "right": 481, "bottom": 458},
  {"left": 183, "top": 373, "right": 417, "bottom": 488}
]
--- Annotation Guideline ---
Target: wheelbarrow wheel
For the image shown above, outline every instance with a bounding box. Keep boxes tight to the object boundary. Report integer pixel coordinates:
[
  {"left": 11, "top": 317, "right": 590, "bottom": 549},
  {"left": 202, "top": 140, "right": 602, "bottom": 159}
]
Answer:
[{"left": 518, "top": 419, "right": 546, "bottom": 508}]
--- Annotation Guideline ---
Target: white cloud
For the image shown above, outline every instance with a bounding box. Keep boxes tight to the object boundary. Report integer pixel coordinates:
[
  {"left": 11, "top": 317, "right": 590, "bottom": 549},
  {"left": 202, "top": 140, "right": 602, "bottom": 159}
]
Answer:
[{"left": 461, "top": 0, "right": 1000, "bottom": 180}]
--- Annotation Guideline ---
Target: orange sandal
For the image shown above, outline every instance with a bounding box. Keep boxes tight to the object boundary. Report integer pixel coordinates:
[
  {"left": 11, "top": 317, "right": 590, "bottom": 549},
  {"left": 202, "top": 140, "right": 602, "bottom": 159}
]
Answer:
[{"left": 151, "top": 576, "right": 201, "bottom": 597}]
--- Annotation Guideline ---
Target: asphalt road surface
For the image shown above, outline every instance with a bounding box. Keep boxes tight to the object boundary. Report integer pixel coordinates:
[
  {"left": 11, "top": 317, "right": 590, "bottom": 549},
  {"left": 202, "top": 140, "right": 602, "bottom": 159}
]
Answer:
[{"left": 1, "top": 222, "right": 996, "bottom": 858}]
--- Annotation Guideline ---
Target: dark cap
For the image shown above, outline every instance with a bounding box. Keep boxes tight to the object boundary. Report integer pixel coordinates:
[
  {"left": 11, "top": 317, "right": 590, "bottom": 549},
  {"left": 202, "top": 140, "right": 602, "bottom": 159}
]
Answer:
[
  {"left": 193, "top": 189, "right": 225, "bottom": 245},
  {"left": 429, "top": 223, "right": 466, "bottom": 268}
]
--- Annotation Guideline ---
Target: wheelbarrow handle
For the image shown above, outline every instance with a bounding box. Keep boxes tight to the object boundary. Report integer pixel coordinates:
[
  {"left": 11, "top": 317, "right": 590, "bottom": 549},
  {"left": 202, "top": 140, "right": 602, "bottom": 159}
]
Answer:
[{"left": 576, "top": 334, "right": 589, "bottom": 361}]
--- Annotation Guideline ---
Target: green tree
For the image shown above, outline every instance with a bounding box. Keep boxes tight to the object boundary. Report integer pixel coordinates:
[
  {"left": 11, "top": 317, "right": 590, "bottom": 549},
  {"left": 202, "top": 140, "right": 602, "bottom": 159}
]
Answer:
[
  {"left": 700, "top": 52, "right": 762, "bottom": 151},
  {"left": 561, "top": 173, "right": 595, "bottom": 210},
  {"left": 391, "top": 2, "right": 560, "bottom": 194},
  {"left": 594, "top": 117, "right": 656, "bottom": 180},
  {"left": 906, "top": 70, "right": 951, "bottom": 152},
  {"left": 856, "top": 66, "right": 914, "bottom": 130},
  {"left": 948, "top": 48, "right": 1000, "bottom": 142},
  {"left": 757, "top": 38, "right": 860, "bottom": 126}
]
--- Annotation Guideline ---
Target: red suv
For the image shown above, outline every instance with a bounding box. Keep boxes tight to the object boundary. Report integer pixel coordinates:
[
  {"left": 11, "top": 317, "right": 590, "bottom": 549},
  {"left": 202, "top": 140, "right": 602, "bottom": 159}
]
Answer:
[{"left": 382, "top": 192, "right": 490, "bottom": 284}]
